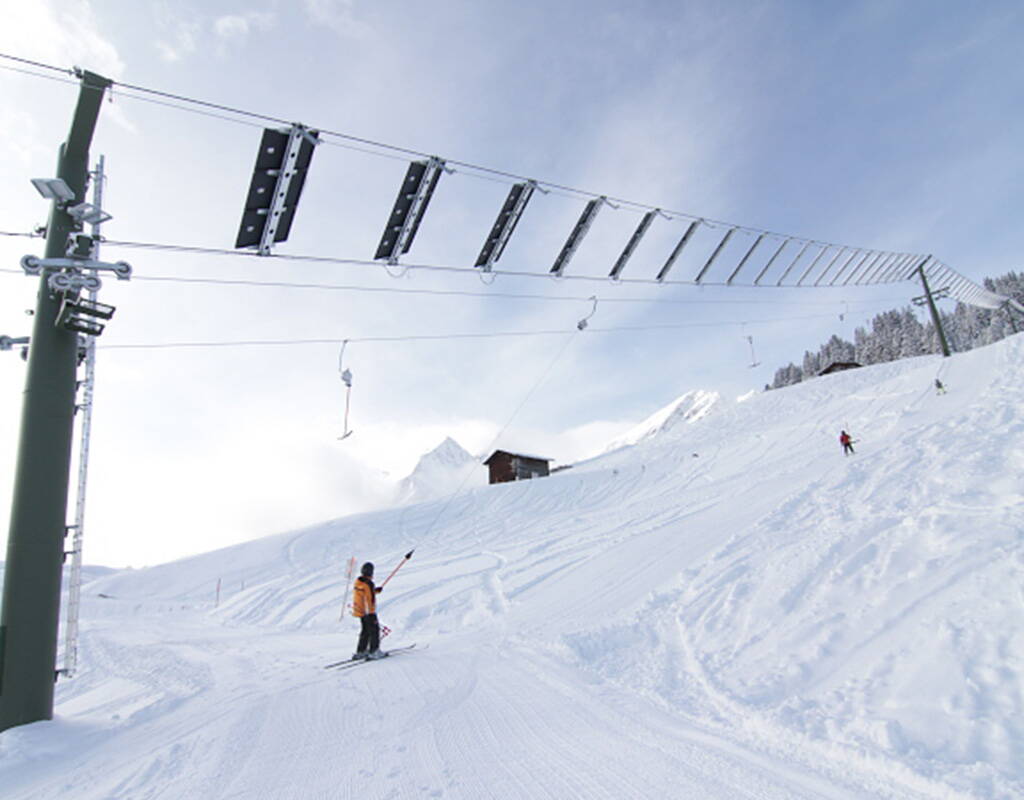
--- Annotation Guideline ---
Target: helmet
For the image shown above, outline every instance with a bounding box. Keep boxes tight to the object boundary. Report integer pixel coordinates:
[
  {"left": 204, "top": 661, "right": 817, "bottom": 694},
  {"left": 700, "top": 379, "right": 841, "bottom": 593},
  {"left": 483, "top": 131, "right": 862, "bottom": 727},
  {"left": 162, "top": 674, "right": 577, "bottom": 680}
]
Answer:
[{"left": 361, "top": 562, "right": 374, "bottom": 577}]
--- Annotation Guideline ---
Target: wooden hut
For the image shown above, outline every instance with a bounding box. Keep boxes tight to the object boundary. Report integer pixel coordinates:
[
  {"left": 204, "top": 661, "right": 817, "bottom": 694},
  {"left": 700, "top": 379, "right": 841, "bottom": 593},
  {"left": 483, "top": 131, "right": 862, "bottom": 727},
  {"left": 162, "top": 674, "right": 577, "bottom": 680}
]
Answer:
[
  {"left": 818, "top": 361, "right": 862, "bottom": 376},
  {"left": 483, "top": 450, "right": 551, "bottom": 485}
]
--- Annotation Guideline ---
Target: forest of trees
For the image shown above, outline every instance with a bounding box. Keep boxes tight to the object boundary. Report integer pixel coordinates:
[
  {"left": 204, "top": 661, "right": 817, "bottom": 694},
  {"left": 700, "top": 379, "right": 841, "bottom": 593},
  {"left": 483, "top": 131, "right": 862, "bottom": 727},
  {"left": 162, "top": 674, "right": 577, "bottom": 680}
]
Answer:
[{"left": 768, "top": 271, "right": 1024, "bottom": 390}]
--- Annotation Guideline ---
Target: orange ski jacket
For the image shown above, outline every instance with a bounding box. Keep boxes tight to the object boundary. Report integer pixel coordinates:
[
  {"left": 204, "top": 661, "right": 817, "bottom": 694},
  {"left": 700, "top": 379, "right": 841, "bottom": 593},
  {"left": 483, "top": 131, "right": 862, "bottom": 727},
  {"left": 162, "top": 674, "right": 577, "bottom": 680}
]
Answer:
[{"left": 352, "top": 575, "right": 379, "bottom": 617}]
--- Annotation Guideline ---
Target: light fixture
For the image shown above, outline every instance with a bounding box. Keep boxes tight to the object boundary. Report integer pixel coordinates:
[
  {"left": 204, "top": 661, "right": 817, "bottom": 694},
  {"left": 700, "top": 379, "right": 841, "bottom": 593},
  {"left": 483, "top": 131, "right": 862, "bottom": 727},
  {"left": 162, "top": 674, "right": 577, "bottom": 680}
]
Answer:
[
  {"left": 66, "top": 203, "right": 112, "bottom": 226},
  {"left": 30, "top": 178, "right": 75, "bottom": 203}
]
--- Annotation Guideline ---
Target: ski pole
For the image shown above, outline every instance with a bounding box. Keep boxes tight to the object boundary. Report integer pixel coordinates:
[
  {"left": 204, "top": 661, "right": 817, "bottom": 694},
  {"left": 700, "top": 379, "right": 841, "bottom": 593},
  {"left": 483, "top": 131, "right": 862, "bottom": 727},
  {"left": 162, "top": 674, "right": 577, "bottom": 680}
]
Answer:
[{"left": 380, "top": 550, "right": 414, "bottom": 588}]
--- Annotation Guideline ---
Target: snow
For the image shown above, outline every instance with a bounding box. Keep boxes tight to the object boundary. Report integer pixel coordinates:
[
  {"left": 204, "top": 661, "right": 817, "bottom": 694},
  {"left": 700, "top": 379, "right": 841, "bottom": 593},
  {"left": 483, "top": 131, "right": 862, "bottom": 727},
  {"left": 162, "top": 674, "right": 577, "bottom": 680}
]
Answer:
[
  {"left": 603, "top": 388, "right": 721, "bottom": 452},
  {"left": 2, "top": 334, "right": 1023, "bottom": 798},
  {"left": 393, "top": 436, "right": 485, "bottom": 506}
]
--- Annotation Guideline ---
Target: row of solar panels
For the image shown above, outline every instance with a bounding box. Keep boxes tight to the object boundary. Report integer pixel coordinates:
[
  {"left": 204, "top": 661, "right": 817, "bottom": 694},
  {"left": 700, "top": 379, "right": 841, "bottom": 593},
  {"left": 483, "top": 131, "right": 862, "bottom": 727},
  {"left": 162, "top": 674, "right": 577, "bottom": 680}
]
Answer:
[{"left": 233, "top": 125, "right": 928, "bottom": 287}]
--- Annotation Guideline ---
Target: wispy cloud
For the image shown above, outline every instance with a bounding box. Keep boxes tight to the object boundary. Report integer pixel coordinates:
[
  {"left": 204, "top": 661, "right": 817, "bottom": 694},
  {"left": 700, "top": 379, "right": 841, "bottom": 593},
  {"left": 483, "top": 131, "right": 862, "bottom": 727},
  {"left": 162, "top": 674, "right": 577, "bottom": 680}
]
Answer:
[
  {"left": 213, "top": 12, "right": 275, "bottom": 42},
  {"left": 303, "top": 0, "right": 370, "bottom": 39},
  {"left": 0, "top": 0, "right": 124, "bottom": 78}
]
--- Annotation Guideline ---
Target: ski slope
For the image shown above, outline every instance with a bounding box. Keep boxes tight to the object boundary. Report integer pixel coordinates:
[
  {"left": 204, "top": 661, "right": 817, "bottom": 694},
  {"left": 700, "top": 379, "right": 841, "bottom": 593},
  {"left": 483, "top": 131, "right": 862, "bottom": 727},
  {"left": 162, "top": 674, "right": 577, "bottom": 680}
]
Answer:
[{"left": 1, "top": 334, "right": 1022, "bottom": 799}]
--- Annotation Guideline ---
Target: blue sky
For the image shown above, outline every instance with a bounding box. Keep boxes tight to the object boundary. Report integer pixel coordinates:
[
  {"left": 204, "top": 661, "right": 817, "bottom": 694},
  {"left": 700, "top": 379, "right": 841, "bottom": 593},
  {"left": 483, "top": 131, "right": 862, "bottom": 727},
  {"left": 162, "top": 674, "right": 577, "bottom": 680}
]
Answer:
[{"left": 1, "top": 0, "right": 1021, "bottom": 566}]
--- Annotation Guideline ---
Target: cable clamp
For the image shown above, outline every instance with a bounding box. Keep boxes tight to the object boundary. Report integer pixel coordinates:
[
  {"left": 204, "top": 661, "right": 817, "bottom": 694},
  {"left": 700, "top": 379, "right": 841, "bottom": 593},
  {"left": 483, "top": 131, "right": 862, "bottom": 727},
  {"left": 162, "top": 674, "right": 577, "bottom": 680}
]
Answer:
[
  {"left": 21, "top": 254, "right": 132, "bottom": 280},
  {"left": 48, "top": 272, "right": 102, "bottom": 293}
]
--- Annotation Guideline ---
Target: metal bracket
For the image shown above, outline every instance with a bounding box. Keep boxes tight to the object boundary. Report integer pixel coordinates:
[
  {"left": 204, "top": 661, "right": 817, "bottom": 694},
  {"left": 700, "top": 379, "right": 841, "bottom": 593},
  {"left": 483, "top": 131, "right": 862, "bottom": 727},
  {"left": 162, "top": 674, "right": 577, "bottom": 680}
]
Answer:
[
  {"left": 66, "top": 233, "right": 97, "bottom": 259},
  {"left": 21, "top": 254, "right": 132, "bottom": 280},
  {"left": 48, "top": 272, "right": 102, "bottom": 293},
  {"left": 259, "top": 123, "right": 320, "bottom": 256},
  {"left": 0, "top": 335, "right": 30, "bottom": 352},
  {"left": 912, "top": 287, "right": 950, "bottom": 306},
  {"left": 66, "top": 202, "right": 111, "bottom": 226},
  {"left": 389, "top": 157, "right": 445, "bottom": 265}
]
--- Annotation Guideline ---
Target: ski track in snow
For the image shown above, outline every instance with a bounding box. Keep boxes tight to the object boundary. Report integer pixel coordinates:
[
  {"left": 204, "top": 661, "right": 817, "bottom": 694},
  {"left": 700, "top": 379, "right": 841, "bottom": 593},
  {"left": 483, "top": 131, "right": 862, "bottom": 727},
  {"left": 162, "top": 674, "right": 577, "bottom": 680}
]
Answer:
[{"left": 2, "top": 336, "right": 1023, "bottom": 798}]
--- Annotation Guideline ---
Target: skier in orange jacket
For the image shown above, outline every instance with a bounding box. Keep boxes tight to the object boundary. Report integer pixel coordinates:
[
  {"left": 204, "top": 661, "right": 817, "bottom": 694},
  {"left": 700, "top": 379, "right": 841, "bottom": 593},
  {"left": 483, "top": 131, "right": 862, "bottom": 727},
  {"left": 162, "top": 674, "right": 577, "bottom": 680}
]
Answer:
[
  {"left": 839, "top": 430, "right": 855, "bottom": 456},
  {"left": 352, "top": 562, "right": 384, "bottom": 660}
]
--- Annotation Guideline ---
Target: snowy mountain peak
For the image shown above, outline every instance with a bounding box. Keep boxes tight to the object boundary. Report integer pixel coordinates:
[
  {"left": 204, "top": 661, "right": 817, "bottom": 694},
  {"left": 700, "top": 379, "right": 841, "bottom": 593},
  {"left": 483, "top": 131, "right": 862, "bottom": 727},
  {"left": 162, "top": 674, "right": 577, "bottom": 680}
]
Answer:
[
  {"left": 605, "top": 389, "right": 720, "bottom": 452},
  {"left": 428, "top": 436, "right": 476, "bottom": 467},
  {"left": 394, "top": 437, "right": 484, "bottom": 505}
]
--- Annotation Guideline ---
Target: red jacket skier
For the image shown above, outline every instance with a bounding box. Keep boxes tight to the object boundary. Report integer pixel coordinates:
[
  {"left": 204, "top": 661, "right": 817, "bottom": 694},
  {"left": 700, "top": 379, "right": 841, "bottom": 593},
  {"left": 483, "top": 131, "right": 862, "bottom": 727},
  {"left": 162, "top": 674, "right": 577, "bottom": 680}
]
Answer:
[
  {"left": 839, "top": 430, "right": 855, "bottom": 456},
  {"left": 352, "top": 562, "right": 384, "bottom": 660}
]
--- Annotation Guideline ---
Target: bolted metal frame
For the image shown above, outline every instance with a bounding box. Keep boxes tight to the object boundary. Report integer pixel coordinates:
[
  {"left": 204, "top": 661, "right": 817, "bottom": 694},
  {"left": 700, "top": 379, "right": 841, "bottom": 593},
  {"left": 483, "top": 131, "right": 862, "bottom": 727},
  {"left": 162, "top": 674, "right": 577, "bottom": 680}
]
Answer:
[
  {"left": 476, "top": 180, "right": 536, "bottom": 271},
  {"left": 656, "top": 220, "right": 699, "bottom": 282},
  {"left": 726, "top": 233, "right": 765, "bottom": 285},
  {"left": 695, "top": 226, "right": 736, "bottom": 284},
  {"left": 550, "top": 196, "right": 604, "bottom": 276},
  {"left": 376, "top": 157, "right": 445, "bottom": 265},
  {"left": 609, "top": 209, "right": 658, "bottom": 280},
  {"left": 774, "top": 240, "right": 812, "bottom": 286},
  {"left": 754, "top": 238, "right": 791, "bottom": 285}
]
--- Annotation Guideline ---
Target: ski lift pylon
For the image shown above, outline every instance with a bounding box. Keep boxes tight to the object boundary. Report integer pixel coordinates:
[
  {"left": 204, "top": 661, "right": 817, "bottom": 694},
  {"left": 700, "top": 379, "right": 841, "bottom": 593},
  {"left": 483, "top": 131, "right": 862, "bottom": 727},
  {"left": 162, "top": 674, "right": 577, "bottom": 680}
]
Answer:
[{"left": 338, "top": 340, "right": 354, "bottom": 441}]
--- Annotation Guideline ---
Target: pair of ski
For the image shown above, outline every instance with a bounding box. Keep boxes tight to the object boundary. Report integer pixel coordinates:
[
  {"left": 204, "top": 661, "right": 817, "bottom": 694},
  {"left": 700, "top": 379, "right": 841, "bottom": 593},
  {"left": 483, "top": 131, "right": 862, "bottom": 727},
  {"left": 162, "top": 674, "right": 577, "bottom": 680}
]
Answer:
[{"left": 324, "top": 643, "right": 418, "bottom": 670}]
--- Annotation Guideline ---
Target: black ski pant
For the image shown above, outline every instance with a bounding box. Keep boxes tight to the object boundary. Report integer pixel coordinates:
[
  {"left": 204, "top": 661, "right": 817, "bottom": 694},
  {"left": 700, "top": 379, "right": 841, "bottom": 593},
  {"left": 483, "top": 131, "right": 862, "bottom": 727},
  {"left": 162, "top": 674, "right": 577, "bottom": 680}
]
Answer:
[
  {"left": 843, "top": 443, "right": 855, "bottom": 456},
  {"left": 357, "top": 613, "right": 380, "bottom": 654}
]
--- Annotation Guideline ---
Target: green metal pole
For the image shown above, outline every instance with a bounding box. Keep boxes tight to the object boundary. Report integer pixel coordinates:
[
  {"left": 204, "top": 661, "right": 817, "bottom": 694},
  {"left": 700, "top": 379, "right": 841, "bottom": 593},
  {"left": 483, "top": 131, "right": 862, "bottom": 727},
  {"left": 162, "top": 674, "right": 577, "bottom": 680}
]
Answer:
[
  {"left": 0, "top": 70, "right": 111, "bottom": 733},
  {"left": 916, "top": 256, "right": 952, "bottom": 358}
]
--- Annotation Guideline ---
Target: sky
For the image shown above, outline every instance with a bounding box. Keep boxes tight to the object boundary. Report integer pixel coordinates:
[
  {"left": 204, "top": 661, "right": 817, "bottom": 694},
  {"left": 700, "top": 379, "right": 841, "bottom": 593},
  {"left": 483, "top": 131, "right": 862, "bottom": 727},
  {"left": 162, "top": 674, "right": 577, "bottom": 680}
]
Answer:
[{"left": 1, "top": 0, "right": 1022, "bottom": 568}]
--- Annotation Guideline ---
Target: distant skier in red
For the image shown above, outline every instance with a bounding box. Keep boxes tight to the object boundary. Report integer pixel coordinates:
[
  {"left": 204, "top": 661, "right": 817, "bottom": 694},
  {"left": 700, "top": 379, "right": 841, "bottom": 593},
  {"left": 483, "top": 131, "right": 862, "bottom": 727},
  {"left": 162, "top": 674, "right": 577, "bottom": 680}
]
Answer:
[
  {"left": 352, "top": 562, "right": 384, "bottom": 660},
  {"left": 839, "top": 430, "right": 855, "bottom": 456}
]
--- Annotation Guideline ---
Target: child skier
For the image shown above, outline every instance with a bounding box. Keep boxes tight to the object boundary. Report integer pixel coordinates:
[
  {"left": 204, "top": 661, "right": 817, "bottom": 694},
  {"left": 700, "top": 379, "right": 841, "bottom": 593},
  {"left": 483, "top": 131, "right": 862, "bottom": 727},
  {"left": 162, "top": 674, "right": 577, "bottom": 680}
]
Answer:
[
  {"left": 839, "top": 430, "right": 855, "bottom": 456},
  {"left": 935, "top": 378, "right": 947, "bottom": 395},
  {"left": 352, "top": 562, "right": 384, "bottom": 660}
]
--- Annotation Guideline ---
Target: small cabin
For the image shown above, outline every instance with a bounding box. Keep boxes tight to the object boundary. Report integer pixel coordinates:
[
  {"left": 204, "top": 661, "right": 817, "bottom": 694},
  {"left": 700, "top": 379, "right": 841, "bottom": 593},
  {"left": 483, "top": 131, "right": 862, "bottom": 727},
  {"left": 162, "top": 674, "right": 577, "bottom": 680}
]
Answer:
[
  {"left": 818, "top": 361, "right": 862, "bottom": 376},
  {"left": 483, "top": 450, "right": 551, "bottom": 485}
]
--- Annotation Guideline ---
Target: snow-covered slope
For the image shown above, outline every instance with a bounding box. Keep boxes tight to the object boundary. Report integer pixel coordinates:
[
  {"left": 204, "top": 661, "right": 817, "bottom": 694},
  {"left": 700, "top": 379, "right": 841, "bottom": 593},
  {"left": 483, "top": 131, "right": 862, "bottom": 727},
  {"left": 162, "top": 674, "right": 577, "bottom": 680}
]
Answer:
[
  {"left": 393, "top": 436, "right": 484, "bottom": 505},
  {"left": 2, "top": 335, "right": 1023, "bottom": 799},
  {"left": 604, "top": 388, "right": 720, "bottom": 451}
]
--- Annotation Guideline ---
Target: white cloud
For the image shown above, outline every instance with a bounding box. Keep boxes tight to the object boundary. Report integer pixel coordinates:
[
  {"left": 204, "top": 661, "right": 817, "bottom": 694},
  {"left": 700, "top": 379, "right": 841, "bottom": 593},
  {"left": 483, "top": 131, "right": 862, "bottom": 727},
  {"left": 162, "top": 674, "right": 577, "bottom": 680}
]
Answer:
[
  {"left": 0, "top": 0, "right": 125, "bottom": 79},
  {"left": 303, "top": 0, "right": 369, "bottom": 38},
  {"left": 155, "top": 23, "right": 199, "bottom": 63},
  {"left": 214, "top": 12, "right": 275, "bottom": 41}
]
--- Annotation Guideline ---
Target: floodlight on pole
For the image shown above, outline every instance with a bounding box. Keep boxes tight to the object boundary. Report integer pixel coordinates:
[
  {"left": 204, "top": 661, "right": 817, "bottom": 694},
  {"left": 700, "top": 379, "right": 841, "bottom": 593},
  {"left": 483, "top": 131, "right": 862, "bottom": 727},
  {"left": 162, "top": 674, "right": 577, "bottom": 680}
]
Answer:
[
  {"left": 235, "top": 124, "right": 320, "bottom": 255},
  {"left": 476, "top": 180, "right": 536, "bottom": 271},
  {"left": 609, "top": 209, "right": 658, "bottom": 280},
  {"left": 656, "top": 220, "right": 700, "bottom": 282},
  {"left": 30, "top": 178, "right": 75, "bottom": 203},
  {"left": 375, "top": 157, "right": 446, "bottom": 264},
  {"left": 66, "top": 202, "right": 111, "bottom": 227},
  {"left": 550, "top": 196, "right": 605, "bottom": 276}
]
